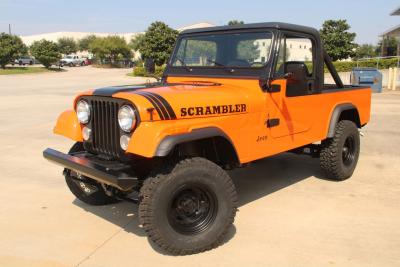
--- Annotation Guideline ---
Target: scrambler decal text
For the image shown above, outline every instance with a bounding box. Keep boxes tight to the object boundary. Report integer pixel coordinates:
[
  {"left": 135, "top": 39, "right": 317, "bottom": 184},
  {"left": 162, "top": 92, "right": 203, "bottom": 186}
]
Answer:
[{"left": 180, "top": 104, "right": 247, "bottom": 117}]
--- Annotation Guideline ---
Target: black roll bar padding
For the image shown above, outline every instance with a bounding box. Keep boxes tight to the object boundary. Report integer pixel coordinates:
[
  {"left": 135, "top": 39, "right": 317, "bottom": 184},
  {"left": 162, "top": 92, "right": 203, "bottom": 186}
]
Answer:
[{"left": 323, "top": 49, "right": 344, "bottom": 88}]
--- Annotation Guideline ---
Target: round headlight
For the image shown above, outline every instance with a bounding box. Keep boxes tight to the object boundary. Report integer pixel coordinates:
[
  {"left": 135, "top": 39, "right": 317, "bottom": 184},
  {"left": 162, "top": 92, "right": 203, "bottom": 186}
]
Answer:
[
  {"left": 76, "top": 100, "right": 90, "bottom": 124},
  {"left": 82, "top": 126, "right": 91, "bottom": 141},
  {"left": 118, "top": 105, "right": 136, "bottom": 132},
  {"left": 120, "top": 135, "right": 131, "bottom": 150}
]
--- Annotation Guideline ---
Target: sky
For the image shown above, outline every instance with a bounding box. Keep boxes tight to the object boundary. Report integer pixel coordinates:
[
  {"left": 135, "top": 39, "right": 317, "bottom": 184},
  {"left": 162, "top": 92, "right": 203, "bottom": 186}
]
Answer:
[{"left": 0, "top": 0, "right": 399, "bottom": 44}]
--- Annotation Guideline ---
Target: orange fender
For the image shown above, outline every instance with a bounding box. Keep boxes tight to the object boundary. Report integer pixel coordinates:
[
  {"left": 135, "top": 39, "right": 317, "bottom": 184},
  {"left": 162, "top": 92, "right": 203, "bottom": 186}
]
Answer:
[{"left": 53, "top": 110, "right": 83, "bottom": 142}]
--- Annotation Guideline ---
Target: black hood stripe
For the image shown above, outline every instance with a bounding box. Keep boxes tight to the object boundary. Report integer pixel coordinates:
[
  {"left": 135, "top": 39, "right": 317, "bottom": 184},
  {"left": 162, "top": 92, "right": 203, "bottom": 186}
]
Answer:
[
  {"left": 92, "top": 85, "right": 148, "bottom": 96},
  {"left": 135, "top": 91, "right": 166, "bottom": 120},
  {"left": 134, "top": 91, "right": 176, "bottom": 120},
  {"left": 136, "top": 91, "right": 171, "bottom": 120},
  {"left": 92, "top": 82, "right": 184, "bottom": 97},
  {"left": 147, "top": 92, "right": 177, "bottom": 119}
]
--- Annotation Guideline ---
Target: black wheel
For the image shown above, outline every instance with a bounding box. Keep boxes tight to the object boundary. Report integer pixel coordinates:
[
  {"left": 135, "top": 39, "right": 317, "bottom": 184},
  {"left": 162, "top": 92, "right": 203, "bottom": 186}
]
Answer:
[
  {"left": 69, "top": 62, "right": 74, "bottom": 67},
  {"left": 19, "top": 61, "right": 22, "bottom": 66},
  {"left": 29, "top": 61, "right": 33, "bottom": 65},
  {"left": 64, "top": 142, "right": 120, "bottom": 205},
  {"left": 81, "top": 61, "right": 85, "bottom": 66},
  {"left": 320, "top": 120, "right": 360, "bottom": 180},
  {"left": 139, "top": 157, "right": 237, "bottom": 255}
]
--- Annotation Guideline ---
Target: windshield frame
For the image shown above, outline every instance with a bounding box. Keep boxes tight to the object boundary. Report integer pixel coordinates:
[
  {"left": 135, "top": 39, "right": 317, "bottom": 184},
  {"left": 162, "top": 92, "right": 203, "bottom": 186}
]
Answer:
[{"left": 166, "top": 28, "right": 277, "bottom": 79}]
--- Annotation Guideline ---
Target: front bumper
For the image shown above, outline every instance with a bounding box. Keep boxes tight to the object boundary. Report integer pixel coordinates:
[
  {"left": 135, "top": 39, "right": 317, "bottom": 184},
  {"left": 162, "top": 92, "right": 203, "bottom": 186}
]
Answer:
[{"left": 43, "top": 148, "right": 138, "bottom": 191}]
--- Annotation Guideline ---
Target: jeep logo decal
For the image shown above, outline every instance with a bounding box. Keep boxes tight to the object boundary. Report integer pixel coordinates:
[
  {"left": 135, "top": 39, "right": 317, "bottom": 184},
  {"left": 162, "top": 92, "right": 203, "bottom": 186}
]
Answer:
[{"left": 180, "top": 104, "right": 247, "bottom": 117}]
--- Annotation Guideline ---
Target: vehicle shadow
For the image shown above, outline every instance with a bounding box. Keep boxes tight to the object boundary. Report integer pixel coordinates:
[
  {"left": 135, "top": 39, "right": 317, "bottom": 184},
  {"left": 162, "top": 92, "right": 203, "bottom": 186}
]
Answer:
[
  {"left": 73, "top": 152, "right": 328, "bottom": 254},
  {"left": 229, "top": 153, "right": 327, "bottom": 207}
]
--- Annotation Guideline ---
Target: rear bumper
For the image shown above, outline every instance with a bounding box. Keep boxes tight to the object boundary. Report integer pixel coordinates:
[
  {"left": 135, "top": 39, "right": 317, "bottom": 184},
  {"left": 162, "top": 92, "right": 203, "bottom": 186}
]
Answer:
[{"left": 43, "top": 148, "right": 138, "bottom": 191}]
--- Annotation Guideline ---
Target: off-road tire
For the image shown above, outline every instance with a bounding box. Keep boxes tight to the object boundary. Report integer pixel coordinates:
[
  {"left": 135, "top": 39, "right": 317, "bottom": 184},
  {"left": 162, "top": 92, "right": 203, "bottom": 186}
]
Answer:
[
  {"left": 139, "top": 157, "right": 238, "bottom": 255},
  {"left": 320, "top": 120, "right": 360, "bottom": 180},
  {"left": 64, "top": 142, "right": 120, "bottom": 205}
]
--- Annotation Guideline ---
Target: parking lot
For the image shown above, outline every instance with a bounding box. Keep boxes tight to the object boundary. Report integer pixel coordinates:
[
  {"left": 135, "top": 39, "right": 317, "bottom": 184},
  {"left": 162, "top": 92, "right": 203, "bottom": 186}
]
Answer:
[{"left": 0, "top": 67, "right": 399, "bottom": 267}]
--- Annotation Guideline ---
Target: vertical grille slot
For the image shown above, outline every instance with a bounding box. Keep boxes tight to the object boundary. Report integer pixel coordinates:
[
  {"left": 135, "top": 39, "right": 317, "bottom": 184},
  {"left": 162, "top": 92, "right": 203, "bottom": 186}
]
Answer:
[{"left": 87, "top": 98, "right": 122, "bottom": 158}]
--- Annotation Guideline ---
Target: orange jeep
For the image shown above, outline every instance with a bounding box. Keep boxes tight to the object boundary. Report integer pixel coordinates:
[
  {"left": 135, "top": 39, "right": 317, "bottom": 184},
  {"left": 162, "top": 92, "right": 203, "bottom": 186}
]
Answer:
[{"left": 44, "top": 22, "right": 371, "bottom": 254}]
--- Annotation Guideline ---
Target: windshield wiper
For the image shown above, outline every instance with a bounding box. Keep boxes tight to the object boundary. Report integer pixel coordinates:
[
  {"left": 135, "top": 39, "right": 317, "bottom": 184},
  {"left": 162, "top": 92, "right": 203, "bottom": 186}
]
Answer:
[
  {"left": 206, "top": 59, "right": 235, "bottom": 73},
  {"left": 174, "top": 57, "right": 193, "bottom": 72}
]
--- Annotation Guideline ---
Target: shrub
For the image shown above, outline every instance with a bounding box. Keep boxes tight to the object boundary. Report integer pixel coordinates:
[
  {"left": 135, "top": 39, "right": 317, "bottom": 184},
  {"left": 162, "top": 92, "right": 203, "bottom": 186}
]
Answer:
[
  {"left": 30, "top": 39, "right": 61, "bottom": 68},
  {"left": 90, "top": 36, "right": 131, "bottom": 64},
  {"left": 132, "top": 65, "right": 165, "bottom": 78},
  {"left": 0, "top": 33, "right": 27, "bottom": 69},
  {"left": 154, "top": 65, "right": 166, "bottom": 77},
  {"left": 133, "top": 66, "right": 146, "bottom": 76},
  {"left": 331, "top": 58, "right": 399, "bottom": 73}
]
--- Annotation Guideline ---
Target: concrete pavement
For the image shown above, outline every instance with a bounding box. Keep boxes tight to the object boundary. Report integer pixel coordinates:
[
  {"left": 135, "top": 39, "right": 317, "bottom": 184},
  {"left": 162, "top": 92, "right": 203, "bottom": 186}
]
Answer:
[{"left": 0, "top": 67, "right": 399, "bottom": 267}]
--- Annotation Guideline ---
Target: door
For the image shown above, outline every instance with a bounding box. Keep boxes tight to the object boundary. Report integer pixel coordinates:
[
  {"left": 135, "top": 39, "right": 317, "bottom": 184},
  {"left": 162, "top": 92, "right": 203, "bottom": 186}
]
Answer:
[{"left": 266, "top": 32, "right": 317, "bottom": 138}]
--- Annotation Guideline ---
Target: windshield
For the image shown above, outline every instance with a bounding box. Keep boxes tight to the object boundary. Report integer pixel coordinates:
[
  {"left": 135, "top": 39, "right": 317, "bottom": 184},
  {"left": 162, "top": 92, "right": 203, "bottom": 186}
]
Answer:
[
  {"left": 66, "top": 56, "right": 73, "bottom": 59},
  {"left": 171, "top": 31, "right": 273, "bottom": 68}
]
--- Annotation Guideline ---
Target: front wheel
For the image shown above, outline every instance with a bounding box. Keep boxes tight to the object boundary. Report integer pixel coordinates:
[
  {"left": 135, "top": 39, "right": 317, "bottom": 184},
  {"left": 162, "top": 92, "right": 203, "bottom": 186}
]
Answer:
[
  {"left": 64, "top": 142, "right": 120, "bottom": 205},
  {"left": 139, "top": 158, "right": 237, "bottom": 255},
  {"left": 320, "top": 120, "right": 360, "bottom": 180}
]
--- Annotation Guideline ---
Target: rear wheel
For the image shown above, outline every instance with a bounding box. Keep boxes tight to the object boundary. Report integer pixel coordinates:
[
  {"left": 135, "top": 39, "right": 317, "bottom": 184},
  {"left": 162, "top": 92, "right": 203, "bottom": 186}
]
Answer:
[
  {"left": 139, "top": 157, "right": 237, "bottom": 255},
  {"left": 64, "top": 142, "right": 120, "bottom": 205},
  {"left": 320, "top": 120, "right": 360, "bottom": 180}
]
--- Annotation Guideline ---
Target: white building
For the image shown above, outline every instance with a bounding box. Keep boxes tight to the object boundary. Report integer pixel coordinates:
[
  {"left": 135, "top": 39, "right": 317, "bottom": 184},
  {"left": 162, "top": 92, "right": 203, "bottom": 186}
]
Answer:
[{"left": 20, "top": 22, "right": 215, "bottom": 59}]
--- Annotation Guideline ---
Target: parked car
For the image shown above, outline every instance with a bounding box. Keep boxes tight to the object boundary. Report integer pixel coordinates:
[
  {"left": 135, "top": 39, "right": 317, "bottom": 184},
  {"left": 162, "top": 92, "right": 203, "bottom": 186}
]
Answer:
[
  {"left": 82, "top": 57, "right": 92, "bottom": 65},
  {"left": 12, "top": 56, "right": 35, "bottom": 66},
  {"left": 44, "top": 22, "right": 372, "bottom": 255},
  {"left": 60, "top": 55, "right": 85, "bottom": 67}
]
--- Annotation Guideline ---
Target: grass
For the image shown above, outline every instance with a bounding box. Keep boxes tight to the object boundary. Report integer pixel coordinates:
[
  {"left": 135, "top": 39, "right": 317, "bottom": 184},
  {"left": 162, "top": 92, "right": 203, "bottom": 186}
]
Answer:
[{"left": 0, "top": 66, "right": 64, "bottom": 75}]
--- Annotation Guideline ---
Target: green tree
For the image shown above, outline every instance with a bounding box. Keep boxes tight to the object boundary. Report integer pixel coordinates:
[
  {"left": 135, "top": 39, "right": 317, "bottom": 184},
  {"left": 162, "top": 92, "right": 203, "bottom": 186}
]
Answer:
[
  {"left": 78, "top": 35, "right": 97, "bottom": 51},
  {"left": 129, "top": 33, "right": 145, "bottom": 51},
  {"left": 228, "top": 20, "right": 244, "bottom": 26},
  {"left": 57, "top": 37, "right": 77, "bottom": 55},
  {"left": 236, "top": 38, "right": 260, "bottom": 63},
  {"left": 30, "top": 39, "right": 61, "bottom": 68},
  {"left": 0, "top": 33, "right": 27, "bottom": 69},
  {"left": 354, "top": 44, "right": 377, "bottom": 59},
  {"left": 320, "top": 19, "right": 357, "bottom": 61},
  {"left": 135, "top": 21, "right": 178, "bottom": 66},
  {"left": 90, "top": 36, "right": 131, "bottom": 64},
  {"left": 377, "top": 37, "right": 398, "bottom": 57}
]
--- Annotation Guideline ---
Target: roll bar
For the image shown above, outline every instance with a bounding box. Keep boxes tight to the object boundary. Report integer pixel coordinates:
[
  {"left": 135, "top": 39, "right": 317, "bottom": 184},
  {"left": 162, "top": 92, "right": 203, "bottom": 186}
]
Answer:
[{"left": 324, "top": 50, "right": 344, "bottom": 88}]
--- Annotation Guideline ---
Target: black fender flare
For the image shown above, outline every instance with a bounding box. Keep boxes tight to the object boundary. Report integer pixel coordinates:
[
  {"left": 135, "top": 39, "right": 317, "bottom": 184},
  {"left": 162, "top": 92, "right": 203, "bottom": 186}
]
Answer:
[
  {"left": 155, "top": 127, "right": 238, "bottom": 157},
  {"left": 327, "top": 103, "right": 358, "bottom": 138}
]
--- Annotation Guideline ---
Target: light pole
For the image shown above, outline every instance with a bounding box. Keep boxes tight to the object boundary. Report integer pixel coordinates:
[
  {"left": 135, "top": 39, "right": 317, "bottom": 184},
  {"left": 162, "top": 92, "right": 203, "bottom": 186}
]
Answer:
[{"left": 8, "top": 24, "right": 11, "bottom": 35}]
